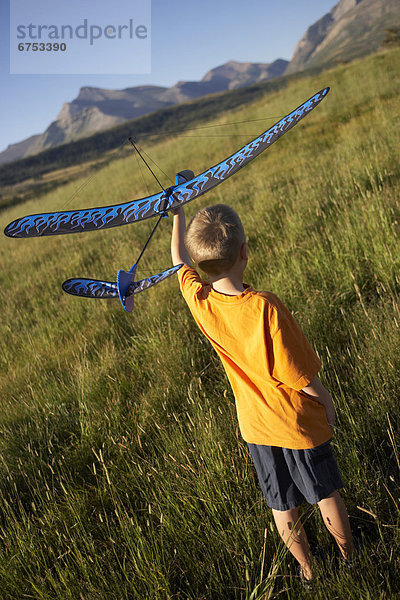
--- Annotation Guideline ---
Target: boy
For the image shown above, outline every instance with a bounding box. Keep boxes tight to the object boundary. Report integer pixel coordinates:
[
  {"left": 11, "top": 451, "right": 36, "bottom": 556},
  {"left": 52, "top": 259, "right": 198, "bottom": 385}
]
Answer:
[{"left": 170, "top": 203, "right": 355, "bottom": 583}]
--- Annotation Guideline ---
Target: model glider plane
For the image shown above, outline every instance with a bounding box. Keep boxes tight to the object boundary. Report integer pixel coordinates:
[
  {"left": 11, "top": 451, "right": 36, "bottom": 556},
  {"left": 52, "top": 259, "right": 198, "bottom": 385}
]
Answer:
[{"left": 4, "top": 87, "right": 330, "bottom": 312}]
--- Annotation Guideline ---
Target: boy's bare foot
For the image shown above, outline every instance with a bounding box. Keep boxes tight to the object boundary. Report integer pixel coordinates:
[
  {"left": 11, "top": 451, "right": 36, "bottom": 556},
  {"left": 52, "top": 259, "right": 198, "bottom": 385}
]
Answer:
[
  {"left": 300, "top": 564, "right": 313, "bottom": 581},
  {"left": 299, "top": 566, "right": 314, "bottom": 589},
  {"left": 339, "top": 538, "right": 358, "bottom": 565},
  {"left": 340, "top": 548, "right": 357, "bottom": 567}
]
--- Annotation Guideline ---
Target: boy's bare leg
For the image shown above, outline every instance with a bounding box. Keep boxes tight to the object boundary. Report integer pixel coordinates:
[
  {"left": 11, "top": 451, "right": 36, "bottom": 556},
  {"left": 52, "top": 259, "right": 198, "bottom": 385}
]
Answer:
[
  {"left": 271, "top": 507, "right": 313, "bottom": 580},
  {"left": 317, "top": 490, "right": 355, "bottom": 560}
]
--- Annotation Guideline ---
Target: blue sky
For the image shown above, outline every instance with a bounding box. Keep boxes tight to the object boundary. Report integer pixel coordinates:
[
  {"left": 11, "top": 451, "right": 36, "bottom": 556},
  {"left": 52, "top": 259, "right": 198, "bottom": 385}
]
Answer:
[{"left": 1, "top": 0, "right": 336, "bottom": 153}]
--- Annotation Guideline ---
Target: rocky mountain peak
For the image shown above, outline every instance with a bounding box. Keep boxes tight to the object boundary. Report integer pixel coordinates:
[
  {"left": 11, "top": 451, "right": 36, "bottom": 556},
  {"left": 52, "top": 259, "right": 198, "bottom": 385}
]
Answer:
[
  {"left": 285, "top": 0, "right": 398, "bottom": 74},
  {"left": 331, "top": 0, "right": 362, "bottom": 21}
]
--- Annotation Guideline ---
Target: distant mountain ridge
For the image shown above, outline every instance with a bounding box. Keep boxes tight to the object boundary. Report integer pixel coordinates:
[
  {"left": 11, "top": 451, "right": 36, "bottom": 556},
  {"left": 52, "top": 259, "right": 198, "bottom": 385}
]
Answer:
[
  {"left": 0, "top": 59, "right": 288, "bottom": 165},
  {"left": 2, "top": 0, "right": 400, "bottom": 166},
  {"left": 286, "top": 0, "right": 400, "bottom": 73}
]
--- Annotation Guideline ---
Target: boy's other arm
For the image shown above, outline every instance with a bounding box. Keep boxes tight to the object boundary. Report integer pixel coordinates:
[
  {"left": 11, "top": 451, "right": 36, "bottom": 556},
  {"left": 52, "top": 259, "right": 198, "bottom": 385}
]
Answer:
[
  {"left": 171, "top": 206, "right": 192, "bottom": 266},
  {"left": 301, "top": 376, "right": 336, "bottom": 433}
]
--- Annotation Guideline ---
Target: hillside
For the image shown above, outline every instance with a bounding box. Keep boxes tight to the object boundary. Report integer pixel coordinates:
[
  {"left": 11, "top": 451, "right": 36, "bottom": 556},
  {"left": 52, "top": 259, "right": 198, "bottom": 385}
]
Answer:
[
  {"left": 0, "top": 68, "right": 304, "bottom": 210},
  {"left": 0, "top": 47, "right": 399, "bottom": 599}
]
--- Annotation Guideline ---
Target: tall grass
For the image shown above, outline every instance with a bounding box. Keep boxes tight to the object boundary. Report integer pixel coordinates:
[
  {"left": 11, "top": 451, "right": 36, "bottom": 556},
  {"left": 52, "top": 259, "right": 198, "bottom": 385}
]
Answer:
[{"left": 0, "top": 48, "right": 399, "bottom": 599}]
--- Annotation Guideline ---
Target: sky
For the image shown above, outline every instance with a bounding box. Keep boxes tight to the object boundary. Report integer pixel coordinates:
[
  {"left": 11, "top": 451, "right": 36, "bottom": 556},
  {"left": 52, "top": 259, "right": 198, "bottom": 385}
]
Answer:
[{"left": 1, "top": 0, "right": 336, "bottom": 153}]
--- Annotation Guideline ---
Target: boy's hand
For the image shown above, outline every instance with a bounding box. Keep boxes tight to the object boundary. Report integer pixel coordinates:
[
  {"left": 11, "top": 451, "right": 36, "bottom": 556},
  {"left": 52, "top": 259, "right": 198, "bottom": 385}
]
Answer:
[
  {"left": 171, "top": 205, "right": 184, "bottom": 216},
  {"left": 324, "top": 404, "right": 336, "bottom": 434},
  {"left": 301, "top": 376, "right": 336, "bottom": 435}
]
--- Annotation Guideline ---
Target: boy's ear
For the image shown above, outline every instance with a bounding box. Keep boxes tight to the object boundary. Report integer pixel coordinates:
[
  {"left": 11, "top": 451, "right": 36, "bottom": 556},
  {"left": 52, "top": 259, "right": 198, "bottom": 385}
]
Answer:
[{"left": 240, "top": 242, "right": 248, "bottom": 260}]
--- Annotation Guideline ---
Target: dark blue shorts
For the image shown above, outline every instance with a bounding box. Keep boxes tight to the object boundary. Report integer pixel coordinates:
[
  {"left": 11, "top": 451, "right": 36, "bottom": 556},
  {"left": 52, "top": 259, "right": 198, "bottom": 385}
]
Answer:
[{"left": 247, "top": 438, "right": 344, "bottom": 511}]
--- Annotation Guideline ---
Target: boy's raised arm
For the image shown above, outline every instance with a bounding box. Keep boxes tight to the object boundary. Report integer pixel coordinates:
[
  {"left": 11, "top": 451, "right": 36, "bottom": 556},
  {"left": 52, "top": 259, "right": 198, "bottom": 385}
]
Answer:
[{"left": 171, "top": 206, "right": 192, "bottom": 266}]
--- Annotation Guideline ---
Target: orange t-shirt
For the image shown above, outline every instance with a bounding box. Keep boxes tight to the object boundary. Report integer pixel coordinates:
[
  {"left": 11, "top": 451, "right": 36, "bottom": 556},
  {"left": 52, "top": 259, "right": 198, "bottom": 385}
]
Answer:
[{"left": 178, "top": 265, "right": 332, "bottom": 449}]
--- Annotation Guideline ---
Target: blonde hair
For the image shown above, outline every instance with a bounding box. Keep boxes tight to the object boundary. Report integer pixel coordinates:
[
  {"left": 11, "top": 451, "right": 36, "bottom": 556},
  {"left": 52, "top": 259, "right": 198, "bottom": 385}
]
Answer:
[{"left": 185, "top": 204, "right": 245, "bottom": 275}]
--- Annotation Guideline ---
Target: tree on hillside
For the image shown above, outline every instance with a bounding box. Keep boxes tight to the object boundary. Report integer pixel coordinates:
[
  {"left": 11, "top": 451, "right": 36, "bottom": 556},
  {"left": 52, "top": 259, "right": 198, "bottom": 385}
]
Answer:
[{"left": 381, "top": 27, "right": 400, "bottom": 48}]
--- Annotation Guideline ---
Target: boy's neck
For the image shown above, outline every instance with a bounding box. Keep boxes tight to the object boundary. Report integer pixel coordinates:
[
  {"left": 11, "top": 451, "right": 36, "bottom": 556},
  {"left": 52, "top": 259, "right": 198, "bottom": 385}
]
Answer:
[
  {"left": 208, "top": 274, "right": 246, "bottom": 296},
  {"left": 207, "top": 242, "right": 248, "bottom": 296}
]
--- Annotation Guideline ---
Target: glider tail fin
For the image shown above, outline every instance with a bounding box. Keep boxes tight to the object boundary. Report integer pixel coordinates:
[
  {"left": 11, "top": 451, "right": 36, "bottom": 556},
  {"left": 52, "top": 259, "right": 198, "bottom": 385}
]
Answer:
[{"left": 117, "top": 263, "right": 137, "bottom": 312}]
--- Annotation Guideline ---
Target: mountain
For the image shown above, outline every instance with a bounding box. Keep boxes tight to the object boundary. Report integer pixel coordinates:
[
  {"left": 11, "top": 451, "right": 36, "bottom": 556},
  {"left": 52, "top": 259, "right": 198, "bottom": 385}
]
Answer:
[
  {"left": 286, "top": 0, "right": 400, "bottom": 74},
  {"left": 4, "top": 0, "right": 399, "bottom": 167},
  {"left": 0, "top": 59, "right": 288, "bottom": 165},
  {"left": 161, "top": 60, "right": 288, "bottom": 102},
  {"left": 0, "top": 134, "right": 43, "bottom": 165}
]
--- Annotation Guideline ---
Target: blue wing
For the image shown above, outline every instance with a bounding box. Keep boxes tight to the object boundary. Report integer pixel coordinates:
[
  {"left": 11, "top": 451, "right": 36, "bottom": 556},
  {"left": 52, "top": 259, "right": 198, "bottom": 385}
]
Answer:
[
  {"left": 62, "top": 264, "right": 183, "bottom": 299},
  {"left": 62, "top": 278, "right": 119, "bottom": 299},
  {"left": 4, "top": 88, "right": 329, "bottom": 239}
]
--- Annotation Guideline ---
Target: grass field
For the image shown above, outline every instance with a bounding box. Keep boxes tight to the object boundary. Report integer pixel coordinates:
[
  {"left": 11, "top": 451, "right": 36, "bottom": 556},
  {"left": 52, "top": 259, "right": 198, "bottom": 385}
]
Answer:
[{"left": 0, "top": 47, "right": 399, "bottom": 599}]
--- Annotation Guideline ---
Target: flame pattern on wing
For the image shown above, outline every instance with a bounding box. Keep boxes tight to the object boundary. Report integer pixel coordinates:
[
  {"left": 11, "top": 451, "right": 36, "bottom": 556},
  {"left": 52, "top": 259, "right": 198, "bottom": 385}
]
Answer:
[
  {"left": 62, "top": 264, "right": 183, "bottom": 299},
  {"left": 4, "top": 88, "right": 329, "bottom": 239}
]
